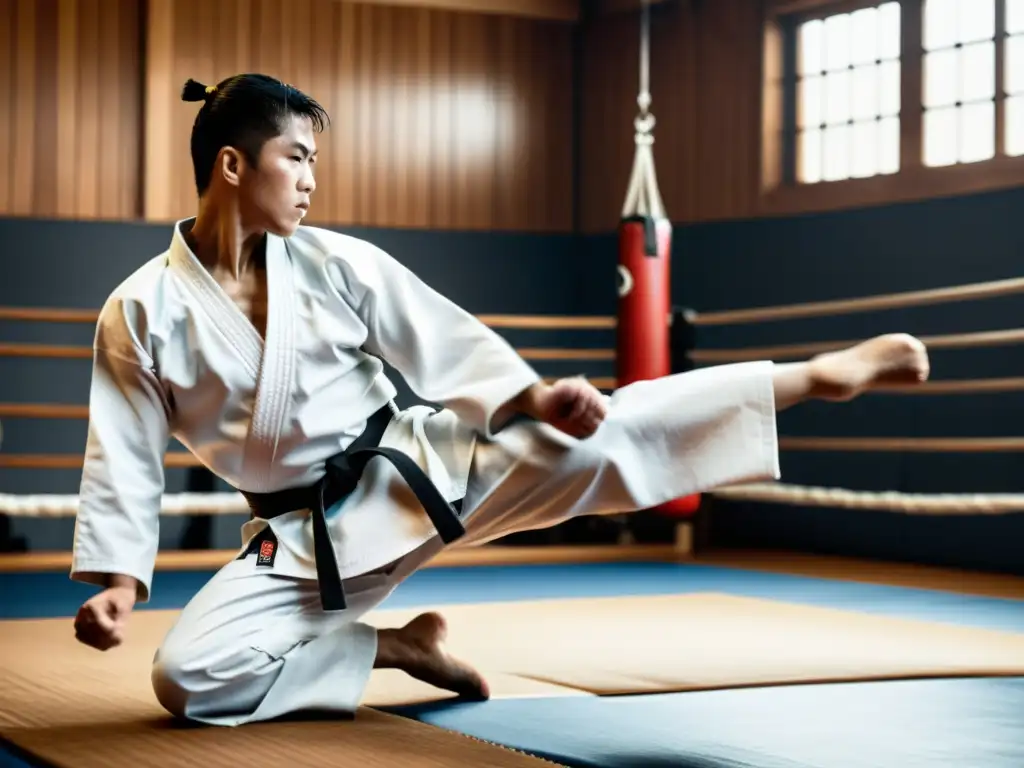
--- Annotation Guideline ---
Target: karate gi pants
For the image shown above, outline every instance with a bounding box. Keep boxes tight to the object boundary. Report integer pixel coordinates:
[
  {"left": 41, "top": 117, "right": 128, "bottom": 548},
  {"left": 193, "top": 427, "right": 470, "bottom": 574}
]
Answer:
[{"left": 151, "top": 361, "right": 780, "bottom": 726}]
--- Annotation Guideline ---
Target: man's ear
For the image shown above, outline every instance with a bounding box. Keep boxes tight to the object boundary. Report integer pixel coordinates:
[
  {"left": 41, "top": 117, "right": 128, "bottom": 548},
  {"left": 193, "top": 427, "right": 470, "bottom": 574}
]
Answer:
[{"left": 218, "top": 147, "right": 245, "bottom": 188}]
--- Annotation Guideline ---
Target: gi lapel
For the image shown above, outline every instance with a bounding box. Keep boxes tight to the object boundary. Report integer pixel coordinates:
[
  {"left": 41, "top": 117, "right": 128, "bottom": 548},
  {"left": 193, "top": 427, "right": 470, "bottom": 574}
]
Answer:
[
  {"left": 167, "top": 220, "right": 297, "bottom": 491},
  {"left": 243, "top": 233, "right": 297, "bottom": 488},
  {"left": 167, "top": 220, "right": 264, "bottom": 380}
]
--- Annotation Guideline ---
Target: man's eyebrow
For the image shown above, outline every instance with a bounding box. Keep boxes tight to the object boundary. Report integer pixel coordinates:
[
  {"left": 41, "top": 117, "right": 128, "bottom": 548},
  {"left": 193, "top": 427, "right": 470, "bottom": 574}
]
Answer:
[{"left": 292, "top": 141, "right": 318, "bottom": 158}]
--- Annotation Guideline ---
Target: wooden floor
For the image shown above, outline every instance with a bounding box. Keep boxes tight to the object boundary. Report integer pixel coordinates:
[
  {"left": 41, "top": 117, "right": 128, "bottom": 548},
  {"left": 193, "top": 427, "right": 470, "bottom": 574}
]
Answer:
[
  {"left": 0, "top": 543, "right": 681, "bottom": 572},
  {"left": 2, "top": 544, "right": 1023, "bottom": 601},
  {"left": 702, "top": 549, "right": 1024, "bottom": 601}
]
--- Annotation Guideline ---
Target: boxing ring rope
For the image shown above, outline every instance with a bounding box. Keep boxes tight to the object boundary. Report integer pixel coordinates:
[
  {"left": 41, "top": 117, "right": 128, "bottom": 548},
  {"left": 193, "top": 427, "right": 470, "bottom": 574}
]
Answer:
[
  {"left": 685, "top": 274, "right": 1024, "bottom": 327},
  {"left": 0, "top": 306, "right": 619, "bottom": 330},
  {"left": 711, "top": 483, "right": 1024, "bottom": 515},
  {"left": 4, "top": 475, "right": 1024, "bottom": 518},
  {"left": 691, "top": 328, "right": 1024, "bottom": 364}
]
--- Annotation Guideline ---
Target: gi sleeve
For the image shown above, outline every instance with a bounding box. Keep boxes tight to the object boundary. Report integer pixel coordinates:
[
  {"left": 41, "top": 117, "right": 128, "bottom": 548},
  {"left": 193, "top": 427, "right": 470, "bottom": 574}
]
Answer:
[
  {"left": 70, "top": 301, "right": 171, "bottom": 603},
  {"left": 328, "top": 242, "right": 542, "bottom": 437}
]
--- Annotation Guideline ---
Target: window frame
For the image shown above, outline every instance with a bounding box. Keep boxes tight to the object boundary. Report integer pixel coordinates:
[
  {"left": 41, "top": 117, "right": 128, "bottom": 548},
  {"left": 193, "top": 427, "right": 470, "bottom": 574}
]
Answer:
[{"left": 760, "top": 0, "right": 1024, "bottom": 216}]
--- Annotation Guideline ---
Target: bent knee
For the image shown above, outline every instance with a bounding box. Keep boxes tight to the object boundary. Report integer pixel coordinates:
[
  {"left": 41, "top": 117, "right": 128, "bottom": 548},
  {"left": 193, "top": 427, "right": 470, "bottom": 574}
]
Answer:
[
  {"left": 151, "top": 646, "right": 194, "bottom": 719},
  {"left": 151, "top": 624, "right": 306, "bottom": 724},
  {"left": 150, "top": 639, "right": 272, "bottom": 721}
]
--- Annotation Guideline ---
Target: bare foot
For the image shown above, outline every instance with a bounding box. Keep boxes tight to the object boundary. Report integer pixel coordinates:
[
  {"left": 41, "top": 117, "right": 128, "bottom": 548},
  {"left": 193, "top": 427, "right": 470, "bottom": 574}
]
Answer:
[
  {"left": 377, "top": 612, "right": 490, "bottom": 700},
  {"left": 808, "top": 333, "right": 930, "bottom": 401}
]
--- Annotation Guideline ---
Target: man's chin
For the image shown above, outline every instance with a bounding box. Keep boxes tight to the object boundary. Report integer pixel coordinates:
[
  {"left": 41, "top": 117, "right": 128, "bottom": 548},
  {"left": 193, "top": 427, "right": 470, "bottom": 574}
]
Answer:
[{"left": 268, "top": 219, "right": 302, "bottom": 238}]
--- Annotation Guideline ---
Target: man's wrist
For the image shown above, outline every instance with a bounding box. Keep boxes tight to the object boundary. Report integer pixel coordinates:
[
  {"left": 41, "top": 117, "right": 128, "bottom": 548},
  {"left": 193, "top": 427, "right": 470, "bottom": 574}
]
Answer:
[{"left": 105, "top": 573, "right": 140, "bottom": 593}]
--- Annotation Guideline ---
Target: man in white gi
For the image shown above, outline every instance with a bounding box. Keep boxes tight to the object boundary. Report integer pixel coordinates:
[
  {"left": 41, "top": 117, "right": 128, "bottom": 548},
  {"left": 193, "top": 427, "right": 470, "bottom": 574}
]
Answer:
[{"left": 70, "top": 74, "right": 930, "bottom": 726}]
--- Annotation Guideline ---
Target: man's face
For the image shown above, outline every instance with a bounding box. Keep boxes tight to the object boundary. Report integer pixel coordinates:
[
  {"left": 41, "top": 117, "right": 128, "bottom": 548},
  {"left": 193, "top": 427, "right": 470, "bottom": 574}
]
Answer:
[{"left": 238, "top": 114, "right": 317, "bottom": 237}]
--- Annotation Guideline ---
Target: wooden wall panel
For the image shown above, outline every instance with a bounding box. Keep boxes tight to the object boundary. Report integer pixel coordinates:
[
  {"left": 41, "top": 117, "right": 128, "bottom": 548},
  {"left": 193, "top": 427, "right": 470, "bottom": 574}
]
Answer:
[
  {"left": 144, "top": 0, "right": 575, "bottom": 232},
  {"left": 579, "top": 0, "right": 765, "bottom": 231},
  {"left": 0, "top": 0, "right": 573, "bottom": 231},
  {"left": 0, "top": 0, "right": 140, "bottom": 220}
]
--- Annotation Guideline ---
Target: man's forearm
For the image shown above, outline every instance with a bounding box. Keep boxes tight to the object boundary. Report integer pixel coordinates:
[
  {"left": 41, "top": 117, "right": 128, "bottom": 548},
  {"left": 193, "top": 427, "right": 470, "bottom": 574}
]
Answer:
[{"left": 490, "top": 381, "right": 552, "bottom": 432}]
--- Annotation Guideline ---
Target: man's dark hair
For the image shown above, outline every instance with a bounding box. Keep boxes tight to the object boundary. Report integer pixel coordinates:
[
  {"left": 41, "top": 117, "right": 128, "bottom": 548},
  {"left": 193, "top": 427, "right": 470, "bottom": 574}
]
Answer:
[{"left": 181, "top": 74, "right": 329, "bottom": 195}]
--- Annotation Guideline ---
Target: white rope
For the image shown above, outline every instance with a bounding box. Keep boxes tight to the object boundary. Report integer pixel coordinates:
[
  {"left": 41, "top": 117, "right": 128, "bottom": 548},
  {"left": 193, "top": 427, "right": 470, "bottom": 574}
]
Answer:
[
  {"left": 0, "top": 492, "right": 251, "bottom": 518},
  {"left": 621, "top": 0, "right": 666, "bottom": 220},
  {"left": 3, "top": 482, "right": 1024, "bottom": 518},
  {"left": 712, "top": 483, "right": 1024, "bottom": 515}
]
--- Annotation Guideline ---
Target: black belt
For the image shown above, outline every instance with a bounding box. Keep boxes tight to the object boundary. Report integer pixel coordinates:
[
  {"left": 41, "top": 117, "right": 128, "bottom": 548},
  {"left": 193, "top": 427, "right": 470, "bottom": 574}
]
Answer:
[{"left": 237, "top": 405, "right": 466, "bottom": 611}]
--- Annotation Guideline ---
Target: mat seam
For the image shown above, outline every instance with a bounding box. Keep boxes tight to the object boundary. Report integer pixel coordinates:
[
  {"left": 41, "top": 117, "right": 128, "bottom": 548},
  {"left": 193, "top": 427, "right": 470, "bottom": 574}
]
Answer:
[
  {"left": 449, "top": 729, "right": 568, "bottom": 767},
  {"left": 373, "top": 708, "right": 569, "bottom": 767}
]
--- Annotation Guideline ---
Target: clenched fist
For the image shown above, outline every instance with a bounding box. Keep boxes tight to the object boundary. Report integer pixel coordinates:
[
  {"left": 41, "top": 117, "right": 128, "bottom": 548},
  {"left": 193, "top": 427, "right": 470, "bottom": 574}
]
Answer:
[
  {"left": 74, "top": 584, "right": 137, "bottom": 651},
  {"left": 533, "top": 377, "right": 608, "bottom": 439}
]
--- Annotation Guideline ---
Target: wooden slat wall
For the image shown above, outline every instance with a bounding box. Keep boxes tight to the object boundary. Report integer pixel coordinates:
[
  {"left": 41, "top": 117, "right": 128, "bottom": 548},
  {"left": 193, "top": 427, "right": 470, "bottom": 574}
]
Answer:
[
  {"left": 580, "top": 0, "right": 764, "bottom": 231},
  {"left": 0, "top": 0, "right": 574, "bottom": 231},
  {"left": 148, "top": 0, "right": 576, "bottom": 229},
  {"left": 0, "top": 0, "right": 141, "bottom": 219}
]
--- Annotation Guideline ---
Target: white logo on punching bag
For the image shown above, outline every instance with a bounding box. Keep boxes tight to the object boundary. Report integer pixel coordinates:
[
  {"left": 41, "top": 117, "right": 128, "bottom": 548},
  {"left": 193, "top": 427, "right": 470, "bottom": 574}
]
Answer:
[{"left": 617, "top": 264, "right": 634, "bottom": 298}]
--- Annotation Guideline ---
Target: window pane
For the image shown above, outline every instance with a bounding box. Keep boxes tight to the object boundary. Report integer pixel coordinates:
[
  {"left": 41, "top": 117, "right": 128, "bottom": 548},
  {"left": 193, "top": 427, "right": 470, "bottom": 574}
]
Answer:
[
  {"left": 823, "top": 125, "right": 851, "bottom": 181},
  {"left": 959, "top": 101, "right": 995, "bottom": 163},
  {"left": 924, "top": 0, "right": 958, "bottom": 51},
  {"left": 825, "top": 13, "right": 851, "bottom": 72},
  {"left": 826, "top": 70, "right": 851, "bottom": 125},
  {"left": 850, "top": 8, "right": 878, "bottom": 66},
  {"left": 792, "top": 4, "right": 898, "bottom": 186},
  {"left": 1007, "top": 35, "right": 1024, "bottom": 95},
  {"left": 878, "top": 2, "right": 901, "bottom": 60},
  {"left": 957, "top": 0, "right": 995, "bottom": 44},
  {"left": 1006, "top": 96, "right": 1024, "bottom": 156},
  {"left": 851, "top": 66, "right": 878, "bottom": 121},
  {"left": 800, "top": 19, "right": 824, "bottom": 75},
  {"left": 799, "top": 129, "right": 823, "bottom": 183},
  {"left": 879, "top": 116, "right": 900, "bottom": 174},
  {"left": 961, "top": 41, "right": 995, "bottom": 102},
  {"left": 924, "top": 49, "right": 958, "bottom": 107},
  {"left": 850, "top": 121, "right": 878, "bottom": 178},
  {"left": 924, "top": 107, "right": 958, "bottom": 166},
  {"left": 799, "top": 75, "right": 824, "bottom": 128},
  {"left": 1009, "top": 0, "right": 1024, "bottom": 35},
  {"left": 880, "top": 60, "right": 901, "bottom": 116}
]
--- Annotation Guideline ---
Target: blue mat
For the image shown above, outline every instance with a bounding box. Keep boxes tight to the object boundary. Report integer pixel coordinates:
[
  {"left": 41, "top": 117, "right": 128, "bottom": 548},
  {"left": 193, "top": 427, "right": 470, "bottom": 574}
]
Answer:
[
  {"left": 4, "top": 561, "right": 1023, "bottom": 633},
  {"left": 3, "top": 560, "right": 1023, "bottom": 767},
  {"left": 388, "top": 678, "right": 1024, "bottom": 768}
]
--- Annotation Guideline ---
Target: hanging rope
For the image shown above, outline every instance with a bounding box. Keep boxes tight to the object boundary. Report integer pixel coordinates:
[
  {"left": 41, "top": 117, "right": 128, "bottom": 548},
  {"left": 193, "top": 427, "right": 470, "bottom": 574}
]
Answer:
[{"left": 621, "top": 0, "right": 665, "bottom": 220}]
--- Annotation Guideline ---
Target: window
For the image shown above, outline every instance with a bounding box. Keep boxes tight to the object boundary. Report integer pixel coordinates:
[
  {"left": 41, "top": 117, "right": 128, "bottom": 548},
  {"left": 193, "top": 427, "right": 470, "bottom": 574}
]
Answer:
[
  {"left": 794, "top": 2, "right": 902, "bottom": 184},
  {"left": 922, "top": 0, "right": 996, "bottom": 165},
  {"left": 1007, "top": 0, "right": 1024, "bottom": 155},
  {"left": 778, "top": 0, "right": 1024, "bottom": 189}
]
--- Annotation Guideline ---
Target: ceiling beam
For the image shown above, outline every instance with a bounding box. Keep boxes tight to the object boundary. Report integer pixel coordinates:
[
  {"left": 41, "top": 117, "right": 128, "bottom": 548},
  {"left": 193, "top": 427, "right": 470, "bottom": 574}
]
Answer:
[
  {"left": 588, "top": 0, "right": 675, "bottom": 16},
  {"left": 341, "top": 0, "right": 581, "bottom": 22}
]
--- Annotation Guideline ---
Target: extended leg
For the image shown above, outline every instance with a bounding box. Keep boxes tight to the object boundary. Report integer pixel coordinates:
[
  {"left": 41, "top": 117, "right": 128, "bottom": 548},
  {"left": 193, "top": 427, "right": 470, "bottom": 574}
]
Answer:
[{"left": 456, "top": 333, "right": 930, "bottom": 547}]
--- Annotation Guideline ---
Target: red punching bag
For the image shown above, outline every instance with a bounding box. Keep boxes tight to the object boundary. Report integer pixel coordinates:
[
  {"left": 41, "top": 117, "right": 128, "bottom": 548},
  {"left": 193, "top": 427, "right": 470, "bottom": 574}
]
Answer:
[
  {"left": 616, "top": 1, "right": 700, "bottom": 518},
  {"left": 617, "top": 215, "right": 671, "bottom": 385}
]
